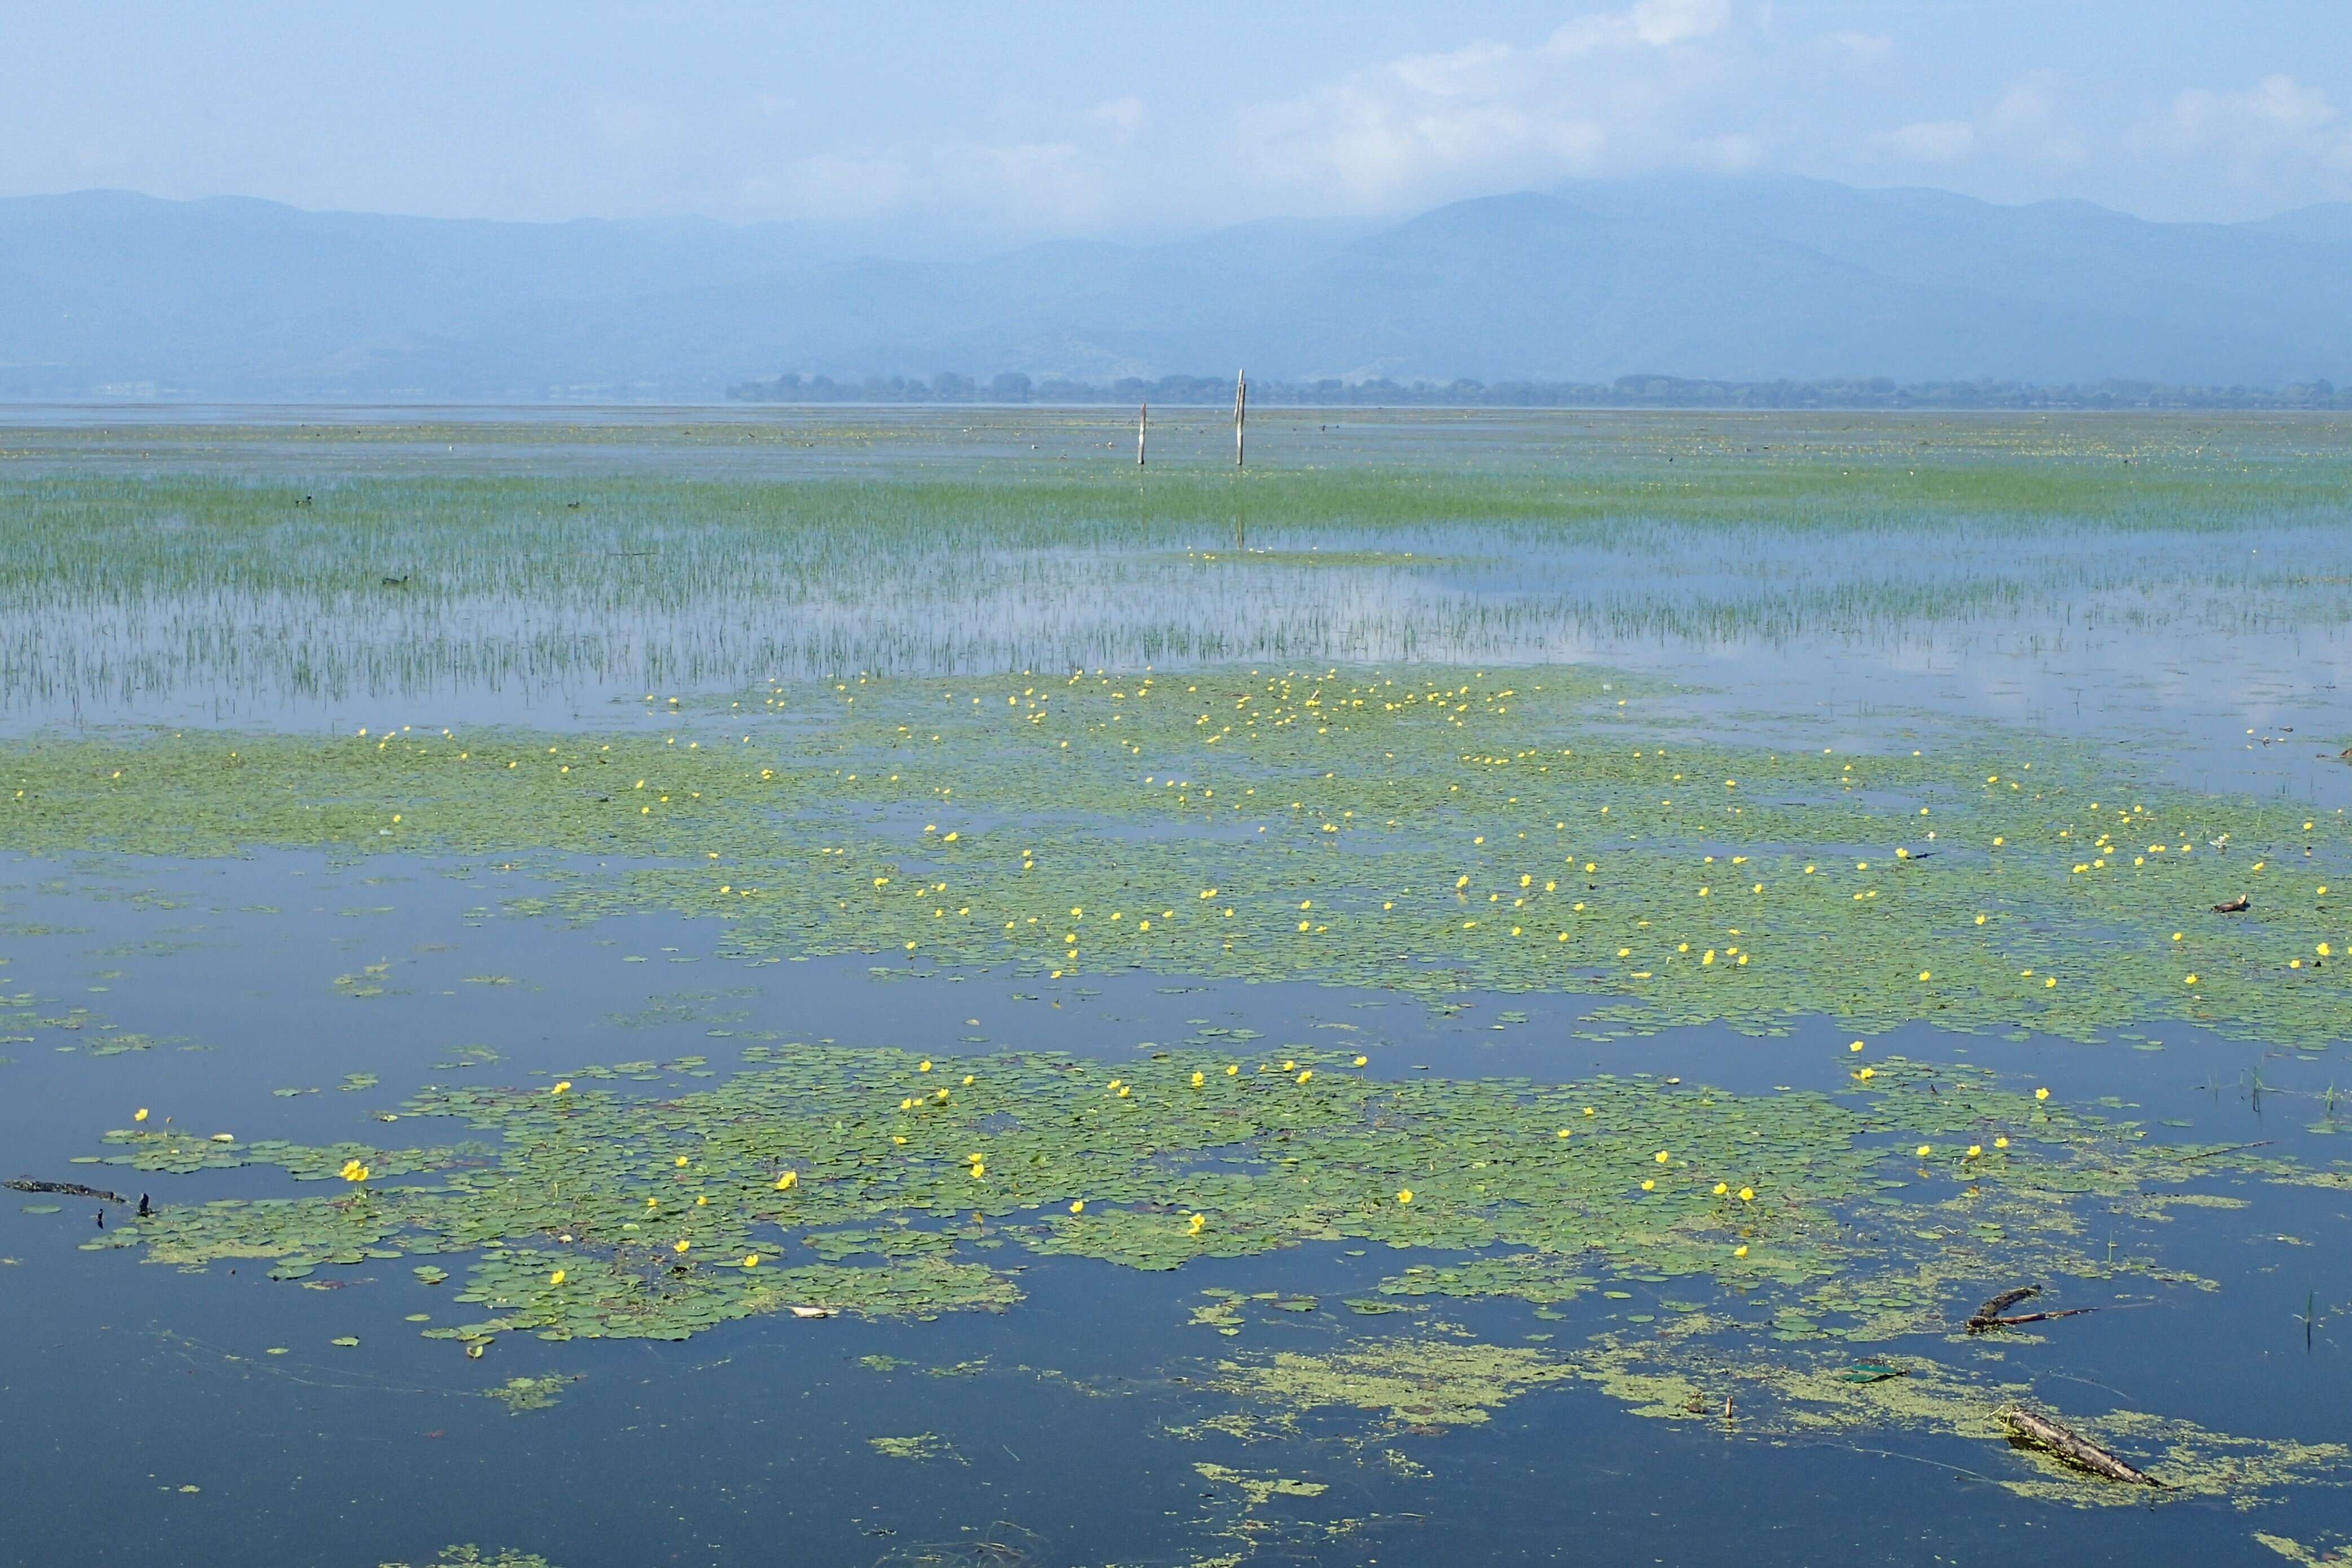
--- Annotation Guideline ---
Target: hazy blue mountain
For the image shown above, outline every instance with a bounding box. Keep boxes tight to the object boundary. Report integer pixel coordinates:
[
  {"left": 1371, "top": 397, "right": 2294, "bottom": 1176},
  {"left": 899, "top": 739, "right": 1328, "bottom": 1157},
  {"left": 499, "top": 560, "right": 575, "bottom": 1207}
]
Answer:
[{"left": 2, "top": 179, "right": 2346, "bottom": 399}]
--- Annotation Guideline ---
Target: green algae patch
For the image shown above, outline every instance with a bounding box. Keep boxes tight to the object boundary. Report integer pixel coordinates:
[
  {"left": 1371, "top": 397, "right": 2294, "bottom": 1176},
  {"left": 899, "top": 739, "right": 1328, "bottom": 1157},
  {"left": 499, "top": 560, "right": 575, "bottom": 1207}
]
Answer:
[
  {"left": 1191, "top": 1462, "right": 1329, "bottom": 1503},
  {"left": 379, "top": 1549, "right": 554, "bottom": 1568},
  {"left": 82, "top": 1043, "right": 2310, "bottom": 1350},
  {"left": 481, "top": 1373, "right": 580, "bottom": 1415},
  {"left": 1206, "top": 1336, "right": 1572, "bottom": 1429},
  {"left": 1564, "top": 1322, "right": 2347, "bottom": 1509},
  {"left": 14, "top": 666, "right": 2352, "bottom": 1046},
  {"left": 869, "top": 1433, "right": 954, "bottom": 1462},
  {"left": 2258, "top": 1532, "right": 2352, "bottom": 1564}
]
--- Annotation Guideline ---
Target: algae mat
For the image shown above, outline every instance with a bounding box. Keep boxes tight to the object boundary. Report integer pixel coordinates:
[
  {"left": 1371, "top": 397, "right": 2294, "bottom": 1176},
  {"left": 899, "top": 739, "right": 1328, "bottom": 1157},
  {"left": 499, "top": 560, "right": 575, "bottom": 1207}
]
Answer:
[{"left": 9, "top": 666, "right": 2352, "bottom": 1047}]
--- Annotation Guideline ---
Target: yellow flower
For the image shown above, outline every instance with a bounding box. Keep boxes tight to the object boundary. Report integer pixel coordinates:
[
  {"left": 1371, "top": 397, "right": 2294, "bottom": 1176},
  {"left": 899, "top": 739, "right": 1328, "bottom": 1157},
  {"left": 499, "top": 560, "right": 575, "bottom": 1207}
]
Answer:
[
  {"left": 742, "top": 1254, "right": 760, "bottom": 1268},
  {"left": 1187, "top": 1213, "right": 1205, "bottom": 1233},
  {"left": 2034, "top": 1087, "right": 2050, "bottom": 1101},
  {"left": 1965, "top": 1145, "right": 1982, "bottom": 1158},
  {"left": 1915, "top": 1144, "right": 1932, "bottom": 1158},
  {"left": 696, "top": 1195, "right": 708, "bottom": 1206},
  {"left": 1654, "top": 1150, "right": 1670, "bottom": 1165},
  {"left": 1849, "top": 1041, "right": 1864, "bottom": 1052},
  {"left": 1733, "top": 1244, "right": 1749, "bottom": 1259},
  {"left": 550, "top": 1269, "right": 565, "bottom": 1285},
  {"left": 551, "top": 1082, "right": 571, "bottom": 1096},
  {"left": 1640, "top": 1179, "right": 1656, "bottom": 1192},
  {"left": 1353, "top": 1055, "right": 1368, "bottom": 1068},
  {"left": 962, "top": 1075, "right": 974, "bottom": 1086},
  {"left": 1857, "top": 1067, "right": 1875, "bottom": 1080},
  {"left": 1917, "top": 970, "right": 1931, "bottom": 982},
  {"left": 918, "top": 1060, "right": 933, "bottom": 1073},
  {"left": 1296, "top": 1069, "right": 1313, "bottom": 1083},
  {"left": 1994, "top": 1136, "right": 2010, "bottom": 1149},
  {"left": 1397, "top": 1189, "right": 1414, "bottom": 1205},
  {"left": 134, "top": 1108, "right": 149, "bottom": 1122},
  {"left": 1557, "top": 1129, "right": 1571, "bottom": 1139},
  {"left": 1191, "top": 1071, "right": 1205, "bottom": 1087},
  {"left": 2184, "top": 974, "right": 2199, "bottom": 985},
  {"left": 1226, "top": 1064, "right": 1239, "bottom": 1076},
  {"left": 1713, "top": 1182, "right": 1728, "bottom": 1196},
  {"left": 339, "top": 1159, "right": 370, "bottom": 1184},
  {"left": 674, "top": 1155, "right": 689, "bottom": 1168},
  {"left": 1739, "top": 1187, "right": 1754, "bottom": 1201},
  {"left": 673, "top": 1239, "right": 690, "bottom": 1254},
  {"left": 1583, "top": 1106, "right": 1595, "bottom": 1117},
  {"left": 775, "top": 1170, "right": 798, "bottom": 1190},
  {"left": 1069, "top": 1200, "right": 1085, "bottom": 1215}
]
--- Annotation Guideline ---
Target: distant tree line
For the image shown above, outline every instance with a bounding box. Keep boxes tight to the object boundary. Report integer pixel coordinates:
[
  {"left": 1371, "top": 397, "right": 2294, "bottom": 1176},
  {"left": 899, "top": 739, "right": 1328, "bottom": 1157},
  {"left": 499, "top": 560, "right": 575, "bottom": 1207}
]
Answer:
[{"left": 730, "top": 370, "right": 2350, "bottom": 411}]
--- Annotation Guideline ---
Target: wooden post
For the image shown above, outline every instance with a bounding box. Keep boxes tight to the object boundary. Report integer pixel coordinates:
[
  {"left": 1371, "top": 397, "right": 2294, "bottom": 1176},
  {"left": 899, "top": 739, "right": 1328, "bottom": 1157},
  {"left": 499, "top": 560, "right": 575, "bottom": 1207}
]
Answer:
[
  {"left": 1233, "top": 370, "right": 1247, "bottom": 468},
  {"left": 1136, "top": 402, "right": 1147, "bottom": 468}
]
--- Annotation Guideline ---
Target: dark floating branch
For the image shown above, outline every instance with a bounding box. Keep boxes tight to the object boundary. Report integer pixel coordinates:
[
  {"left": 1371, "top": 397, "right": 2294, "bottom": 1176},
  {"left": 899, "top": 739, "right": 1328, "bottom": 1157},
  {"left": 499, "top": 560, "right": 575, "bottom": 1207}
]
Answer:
[
  {"left": 2211, "top": 894, "right": 2249, "bottom": 913},
  {"left": 6, "top": 1177, "right": 128, "bottom": 1204},
  {"left": 1966, "top": 1285, "right": 2097, "bottom": 1334}
]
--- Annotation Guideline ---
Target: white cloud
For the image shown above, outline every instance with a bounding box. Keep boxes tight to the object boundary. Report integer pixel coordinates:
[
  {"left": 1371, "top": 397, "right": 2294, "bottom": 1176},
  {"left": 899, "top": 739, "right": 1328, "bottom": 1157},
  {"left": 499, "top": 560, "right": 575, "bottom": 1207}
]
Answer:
[
  {"left": 1875, "top": 120, "right": 1974, "bottom": 165},
  {"left": 1092, "top": 96, "right": 1146, "bottom": 138},
  {"left": 2150, "top": 74, "right": 2352, "bottom": 174},
  {"left": 1239, "top": 0, "right": 1755, "bottom": 210}
]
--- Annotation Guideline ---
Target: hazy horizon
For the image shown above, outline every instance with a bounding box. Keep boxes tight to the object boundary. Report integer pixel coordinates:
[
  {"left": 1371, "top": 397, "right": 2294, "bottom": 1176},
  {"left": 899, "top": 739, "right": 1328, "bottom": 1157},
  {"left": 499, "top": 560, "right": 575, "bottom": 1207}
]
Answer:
[{"left": 7, "top": 1, "right": 2351, "bottom": 254}]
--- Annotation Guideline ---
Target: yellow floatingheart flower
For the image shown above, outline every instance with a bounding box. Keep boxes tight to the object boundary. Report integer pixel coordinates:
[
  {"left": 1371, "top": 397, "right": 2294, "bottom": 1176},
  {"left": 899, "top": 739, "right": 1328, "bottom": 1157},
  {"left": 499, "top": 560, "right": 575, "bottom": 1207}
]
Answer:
[
  {"left": 339, "top": 1159, "right": 370, "bottom": 1184},
  {"left": 1915, "top": 1145, "right": 1932, "bottom": 1158},
  {"left": 673, "top": 1239, "right": 690, "bottom": 1254},
  {"left": 1995, "top": 1136, "right": 2010, "bottom": 1149},
  {"left": 1733, "top": 1245, "right": 1749, "bottom": 1258},
  {"left": 775, "top": 1170, "right": 798, "bottom": 1190},
  {"left": 1856, "top": 1066, "right": 1876, "bottom": 1081},
  {"left": 1296, "top": 1069, "right": 1313, "bottom": 1083},
  {"left": 1739, "top": 1187, "right": 1754, "bottom": 1201},
  {"left": 1713, "top": 1182, "right": 1728, "bottom": 1196},
  {"left": 1353, "top": 1056, "right": 1368, "bottom": 1068},
  {"left": 134, "top": 1108, "right": 149, "bottom": 1122},
  {"left": 1397, "top": 1189, "right": 1414, "bottom": 1205},
  {"left": 550, "top": 1269, "right": 565, "bottom": 1285},
  {"left": 918, "top": 1060, "right": 933, "bottom": 1073},
  {"left": 551, "top": 1082, "right": 571, "bottom": 1096},
  {"left": 2035, "top": 1087, "right": 2050, "bottom": 1100},
  {"left": 1654, "top": 1150, "right": 1671, "bottom": 1165},
  {"left": 1187, "top": 1213, "right": 1205, "bottom": 1233},
  {"left": 743, "top": 1254, "right": 760, "bottom": 1268},
  {"left": 1069, "top": 1200, "right": 1085, "bottom": 1215},
  {"left": 1640, "top": 1179, "right": 1656, "bottom": 1192},
  {"left": 1226, "top": 1064, "right": 1239, "bottom": 1076},
  {"left": 1965, "top": 1145, "right": 1982, "bottom": 1158},
  {"left": 674, "top": 1156, "right": 689, "bottom": 1168}
]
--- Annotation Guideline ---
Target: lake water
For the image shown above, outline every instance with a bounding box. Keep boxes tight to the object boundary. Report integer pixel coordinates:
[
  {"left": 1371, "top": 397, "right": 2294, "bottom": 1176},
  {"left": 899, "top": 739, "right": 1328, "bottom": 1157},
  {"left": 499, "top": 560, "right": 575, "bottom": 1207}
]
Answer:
[{"left": 2, "top": 409, "right": 2348, "bottom": 1567}]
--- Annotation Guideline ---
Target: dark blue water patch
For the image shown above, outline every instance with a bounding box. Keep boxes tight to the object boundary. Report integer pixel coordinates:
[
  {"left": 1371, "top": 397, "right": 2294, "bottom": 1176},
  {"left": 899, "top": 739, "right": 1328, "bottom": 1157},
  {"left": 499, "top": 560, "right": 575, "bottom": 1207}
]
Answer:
[{"left": 4, "top": 845, "right": 2350, "bottom": 1567}]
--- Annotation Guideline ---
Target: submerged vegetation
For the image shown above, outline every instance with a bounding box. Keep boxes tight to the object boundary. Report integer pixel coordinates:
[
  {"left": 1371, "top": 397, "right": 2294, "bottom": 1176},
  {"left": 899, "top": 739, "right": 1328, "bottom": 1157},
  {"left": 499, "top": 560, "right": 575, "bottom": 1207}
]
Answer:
[
  {"left": 10, "top": 664, "right": 2351, "bottom": 1044},
  {"left": 6, "top": 412, "right": 2350, "bottom": 1560},
  {"left": 82, "top": 1039, "right": 2308, "bottom": 1354},
  {"left": 5, "top": 410, "right": 2351, "bottom": 715}
]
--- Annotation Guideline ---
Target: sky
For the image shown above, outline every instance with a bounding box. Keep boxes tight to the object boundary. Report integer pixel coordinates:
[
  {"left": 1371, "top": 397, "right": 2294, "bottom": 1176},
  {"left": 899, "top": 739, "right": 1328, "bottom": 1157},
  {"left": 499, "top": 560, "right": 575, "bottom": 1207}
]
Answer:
[{"left": 6, "top": 1, "right": 2350, "bottom": 244}]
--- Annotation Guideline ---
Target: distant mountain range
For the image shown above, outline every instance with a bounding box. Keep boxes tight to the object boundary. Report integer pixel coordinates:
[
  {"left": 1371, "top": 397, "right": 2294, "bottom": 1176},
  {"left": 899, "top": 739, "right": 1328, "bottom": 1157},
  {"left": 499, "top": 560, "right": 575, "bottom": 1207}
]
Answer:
[{"left": 3, "top": 178, "right": 2349, "bottom": 401}]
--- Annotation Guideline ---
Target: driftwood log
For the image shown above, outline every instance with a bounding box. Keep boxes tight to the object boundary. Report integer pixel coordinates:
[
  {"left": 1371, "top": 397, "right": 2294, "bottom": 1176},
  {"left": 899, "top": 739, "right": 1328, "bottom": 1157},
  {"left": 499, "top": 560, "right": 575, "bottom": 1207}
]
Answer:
[
  {"left": 2001, "top": 1406, "right": 2164, "bottom": 1486},
  {"left": 6, "top": 1177, "right": 127, "bottom": 1204},
  {"left": 2211, "top": 894, "right": 2250, "bottom": 913}
]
